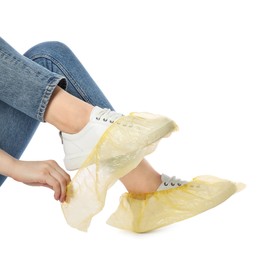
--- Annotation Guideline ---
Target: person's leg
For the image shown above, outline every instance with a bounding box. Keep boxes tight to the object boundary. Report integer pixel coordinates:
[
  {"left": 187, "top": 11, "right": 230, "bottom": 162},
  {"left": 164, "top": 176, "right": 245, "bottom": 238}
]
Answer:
[
  {"left": 0, "top": 37, "right": 66, "bottom": 186},
  {"left": 0, "top": 38, "right": 66, "bottom": 122},
  {"left": 23, "top": 41, "right": 163, "bottom": 193},
  {"left": 23, "top": 41, "right": 113, "bottom": 110}
]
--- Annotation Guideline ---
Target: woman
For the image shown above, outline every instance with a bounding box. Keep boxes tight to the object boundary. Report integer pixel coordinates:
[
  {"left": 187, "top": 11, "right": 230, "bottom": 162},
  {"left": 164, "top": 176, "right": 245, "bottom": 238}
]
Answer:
[{"left": 0, "top": 37, "right": 240, "bottom": 233}]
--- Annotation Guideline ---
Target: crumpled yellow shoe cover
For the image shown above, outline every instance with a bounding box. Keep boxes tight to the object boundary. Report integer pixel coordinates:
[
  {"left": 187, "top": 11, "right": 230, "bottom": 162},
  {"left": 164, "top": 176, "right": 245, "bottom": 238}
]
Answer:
[
  {"left": 107, "top": 175, "right": 245, "bottom": 233},
  {"left": 61, "top": 112, "right": 178, "bottom": 231}
]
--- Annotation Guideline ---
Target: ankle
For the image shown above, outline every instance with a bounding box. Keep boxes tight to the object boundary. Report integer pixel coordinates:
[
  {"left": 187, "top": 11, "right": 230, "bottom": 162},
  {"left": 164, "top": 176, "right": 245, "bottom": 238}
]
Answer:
[
  {"left": 120, "top": 160, "right": 162, "bottom": 194},
  {"left": 126, "top": 175, "right": 162, "bottom": 194},
  {"left": 65, "top": 104, "right": 93, "bottom": 134},
  {"left": 45, "top": 87, "right": 94, "bottom": 134}
]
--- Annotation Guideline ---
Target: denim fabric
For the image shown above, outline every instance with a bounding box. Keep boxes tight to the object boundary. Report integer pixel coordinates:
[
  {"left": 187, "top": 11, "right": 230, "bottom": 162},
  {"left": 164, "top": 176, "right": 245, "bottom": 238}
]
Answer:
[
  {"left": 24, "top": 41, "right": 113, "bottom": 109},
  {"left": 0, "top": 37, "right": 67, "bottom": 122},
  {"left": 0, "top": 39, "right": 113, "bottom": 186}
]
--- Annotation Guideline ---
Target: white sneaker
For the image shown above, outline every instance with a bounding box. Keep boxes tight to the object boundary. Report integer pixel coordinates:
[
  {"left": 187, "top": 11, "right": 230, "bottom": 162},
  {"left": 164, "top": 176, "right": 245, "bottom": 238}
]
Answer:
[
  {"left": 157, "top": 174, "right": 187, "bottom": 191},
  {"left": 61, "top": 108, "right": 179, "bottom": 231},
  {"left": 60, "top": 106, "right": 123, "bottom": 170}
]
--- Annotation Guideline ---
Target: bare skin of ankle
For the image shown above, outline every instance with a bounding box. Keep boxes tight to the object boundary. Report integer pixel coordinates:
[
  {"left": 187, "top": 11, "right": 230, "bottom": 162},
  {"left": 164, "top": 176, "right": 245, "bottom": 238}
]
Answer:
[
  {"left": 120, "top": 160, "right": 162, "bottom": 193},
  {"left": 45, "top": 86, "right": 162, "bottom": 194},
  {"left": 45, "top": 87, "right": 94, "bottom": 134}
]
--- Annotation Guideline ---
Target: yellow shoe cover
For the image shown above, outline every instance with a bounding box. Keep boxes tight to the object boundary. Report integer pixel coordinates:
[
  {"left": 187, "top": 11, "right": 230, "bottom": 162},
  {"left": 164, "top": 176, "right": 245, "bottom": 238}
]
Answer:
[
  {"left": 61, "top": 112, "right": 178, "bottom": 231},
  {"left": 107, "top": 175, "right": 245, "bottom": 233}
]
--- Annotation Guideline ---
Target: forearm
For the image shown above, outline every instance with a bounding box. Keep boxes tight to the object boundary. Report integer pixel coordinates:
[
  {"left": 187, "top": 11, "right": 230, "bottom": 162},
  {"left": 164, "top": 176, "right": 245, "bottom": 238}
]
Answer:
[{"left": 0, "top": 149, "right": 16, "bottom": 177}]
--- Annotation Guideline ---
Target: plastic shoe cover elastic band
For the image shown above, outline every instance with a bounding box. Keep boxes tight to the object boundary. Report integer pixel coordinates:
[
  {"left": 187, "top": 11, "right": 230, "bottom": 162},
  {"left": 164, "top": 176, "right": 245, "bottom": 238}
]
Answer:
[
  {"left": 106, "top": 175, "right": 245, "bottom": 233},
  {"left": 61, "top": 111, "right": 178, "bottom": 231}
]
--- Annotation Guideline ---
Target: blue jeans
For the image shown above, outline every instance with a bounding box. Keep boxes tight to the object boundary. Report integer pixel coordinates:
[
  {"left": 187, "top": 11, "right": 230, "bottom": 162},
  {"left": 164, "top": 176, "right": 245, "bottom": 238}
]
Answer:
[{"left": 0, "top": 38, "right": 113, "bottom": 186}]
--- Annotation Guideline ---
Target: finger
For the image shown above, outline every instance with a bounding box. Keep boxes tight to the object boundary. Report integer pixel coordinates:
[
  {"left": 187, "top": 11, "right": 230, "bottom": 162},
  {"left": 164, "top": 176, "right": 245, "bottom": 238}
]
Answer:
[
  {"left": 55, "top": 166, "right": 71, "bottom": 185},
  {"left": 49, "top": 170, "right": 68, "bottom": 202},
  {"left": 45, "top": 174, "right": 62, "bottom": 201},
  {"left": 49, "top": 161, "right": 71, "bottom": 185}
]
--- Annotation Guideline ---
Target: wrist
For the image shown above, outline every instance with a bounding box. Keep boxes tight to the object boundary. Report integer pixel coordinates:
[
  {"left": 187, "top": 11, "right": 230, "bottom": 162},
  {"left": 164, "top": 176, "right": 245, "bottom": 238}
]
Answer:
[{"left": 0, "top": 149, "right": 18, "bottom": 178}]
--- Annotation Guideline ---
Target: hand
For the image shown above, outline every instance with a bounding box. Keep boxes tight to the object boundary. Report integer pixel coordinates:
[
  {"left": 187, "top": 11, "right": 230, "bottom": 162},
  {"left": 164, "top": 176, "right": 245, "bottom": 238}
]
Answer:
[{"left": 11, "top": 159, "right": 71, "bottom": 202}]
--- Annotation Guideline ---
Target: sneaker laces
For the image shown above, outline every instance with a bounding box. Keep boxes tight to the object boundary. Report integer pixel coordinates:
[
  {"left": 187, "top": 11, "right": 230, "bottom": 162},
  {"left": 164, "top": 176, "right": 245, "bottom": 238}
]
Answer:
[
  {"left": 95, "top": 108, "right": 123, "bottom": 123},
  {"left": 164, "top": 176, "right": 187, "bottom": 187},
  {"left": 158, "top": 174, "right": 187, "bottom": 191},
  {"left": 59, "top": 108, "right": 123, "bottom": 144}
]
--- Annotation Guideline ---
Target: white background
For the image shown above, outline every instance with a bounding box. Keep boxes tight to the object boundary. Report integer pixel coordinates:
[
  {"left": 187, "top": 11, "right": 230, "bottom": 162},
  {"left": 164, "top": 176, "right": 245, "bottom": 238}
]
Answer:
[{"left": 0, "top": 0, "right": 259, "bottom": 259}]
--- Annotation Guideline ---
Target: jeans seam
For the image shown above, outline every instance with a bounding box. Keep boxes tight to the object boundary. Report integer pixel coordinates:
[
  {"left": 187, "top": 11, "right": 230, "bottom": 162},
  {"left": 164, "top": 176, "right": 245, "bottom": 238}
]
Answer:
[
  {"left": 0, "top": 49, "right": 50, "bottom": 82},
  {"left": 29, "top": 54, "right": 92, "bottom": 104}
]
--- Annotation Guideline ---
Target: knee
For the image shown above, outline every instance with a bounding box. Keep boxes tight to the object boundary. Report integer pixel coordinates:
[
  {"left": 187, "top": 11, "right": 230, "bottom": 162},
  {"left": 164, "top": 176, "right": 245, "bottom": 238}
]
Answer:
[{"left": 24, "top": 41, "right": 72, "bottom": 60}]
